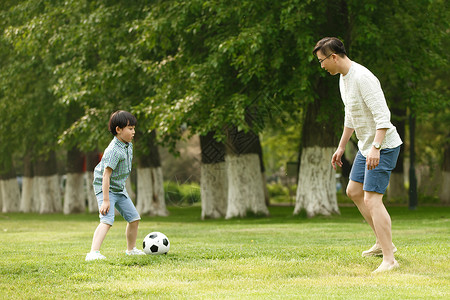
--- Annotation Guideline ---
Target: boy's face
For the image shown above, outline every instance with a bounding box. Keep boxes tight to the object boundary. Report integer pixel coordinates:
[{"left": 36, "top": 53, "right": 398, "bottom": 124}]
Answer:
[{"left": 116, "top": 125, "right": 135, "bottom": 144}]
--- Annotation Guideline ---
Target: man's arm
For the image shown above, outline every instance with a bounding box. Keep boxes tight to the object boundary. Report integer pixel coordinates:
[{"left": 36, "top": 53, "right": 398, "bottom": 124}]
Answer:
[
  {"left": 366, "top": 128, "right": 388, "bottom": 170},
  {"left": 99, "top": 167, "right": 113, "bottom": 215},
  {"left": 331, "top": 126, "right": 354, "bottom": 170}
]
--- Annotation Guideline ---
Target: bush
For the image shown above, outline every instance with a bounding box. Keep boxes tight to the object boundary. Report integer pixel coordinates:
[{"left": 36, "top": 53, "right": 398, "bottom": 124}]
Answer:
[
  {"left": 164, "top": 181, "right": 201, "bottom": 206},
  {"left": 267, "top": 182, "right": 290, "bottom": 197}
]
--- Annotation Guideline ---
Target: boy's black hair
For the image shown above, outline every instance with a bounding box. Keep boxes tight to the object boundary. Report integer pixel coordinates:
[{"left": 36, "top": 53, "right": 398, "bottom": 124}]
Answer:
[
  {"left": 313, "top": 37, "right": 347, "bottom": 57},
  {"left": 108, "top": 110, "right": 137, "bottom": 136}
]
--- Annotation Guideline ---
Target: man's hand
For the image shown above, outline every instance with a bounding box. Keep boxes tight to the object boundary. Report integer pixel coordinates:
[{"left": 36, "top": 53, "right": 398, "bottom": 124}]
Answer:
[
  {"left": 331, "top": 147, "right": 345, "bottom": 170},
  {"left": 366, "top": 147, "right": 380, "bottom": 170}
]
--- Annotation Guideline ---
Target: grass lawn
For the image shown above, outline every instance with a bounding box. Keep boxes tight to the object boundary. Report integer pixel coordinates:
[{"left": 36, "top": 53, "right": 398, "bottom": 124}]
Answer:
[{"left": 0, "top": 205, "right": 449, "bottom": 299}]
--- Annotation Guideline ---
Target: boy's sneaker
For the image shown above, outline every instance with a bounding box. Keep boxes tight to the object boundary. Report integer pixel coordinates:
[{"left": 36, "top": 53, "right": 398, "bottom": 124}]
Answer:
[
  {"left": 126, "top": 247, "right": 146, "bottom": 256},
  {"left": 85, "top": 251, "right": 106, "bottom": 261}
]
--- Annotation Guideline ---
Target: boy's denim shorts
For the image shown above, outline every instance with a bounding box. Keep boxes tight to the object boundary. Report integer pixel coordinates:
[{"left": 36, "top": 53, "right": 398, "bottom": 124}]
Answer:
[
  {"left": 96, "top": 191, "right": 141, "bottom": 226},
  {"left": 349, "top": 146, "right": 401, "bottom": 194}
]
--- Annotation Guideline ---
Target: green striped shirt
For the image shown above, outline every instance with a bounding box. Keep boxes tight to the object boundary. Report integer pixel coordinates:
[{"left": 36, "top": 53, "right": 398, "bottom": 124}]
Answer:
[{"left": 93, "top": 137, "right": 133, "bottom": 194}]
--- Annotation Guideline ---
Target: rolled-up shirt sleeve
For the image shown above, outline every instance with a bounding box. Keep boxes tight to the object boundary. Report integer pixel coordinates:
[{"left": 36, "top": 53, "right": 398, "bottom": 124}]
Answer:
[
  {"left": 358, "top": 75, "right": 394, "bottom": 130},
  {"left": 344, "top": 105, "right": 354, "bottom": 129}
]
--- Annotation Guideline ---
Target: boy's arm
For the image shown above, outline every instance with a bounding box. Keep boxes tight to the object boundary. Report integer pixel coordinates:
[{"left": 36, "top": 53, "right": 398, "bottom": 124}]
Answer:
[{"left": 99, "top": 167, "right": 113, "bottom": 215}]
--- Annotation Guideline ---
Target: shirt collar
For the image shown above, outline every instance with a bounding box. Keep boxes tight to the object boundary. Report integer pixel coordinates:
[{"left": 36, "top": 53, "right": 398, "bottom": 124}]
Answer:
[
  {"left": 114, "top": 136, "right": 129, "bottom": 149},
  {"left": 342, "top": 61, "right": 355, "bottom": 79}
]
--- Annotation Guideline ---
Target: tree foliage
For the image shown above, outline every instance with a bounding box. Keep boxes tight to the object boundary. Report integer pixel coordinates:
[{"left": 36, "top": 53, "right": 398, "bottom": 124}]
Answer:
[{"left": 0, "top": 0, "right": 448, "bottom": 175}]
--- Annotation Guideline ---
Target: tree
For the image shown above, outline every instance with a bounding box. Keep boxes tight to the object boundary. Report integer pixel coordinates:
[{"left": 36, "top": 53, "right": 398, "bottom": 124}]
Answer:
[
  {"left": 200, "top": 132, "right": 227, "bottom": 219},
  {"left": 348, "top": 0, "right": 449, "bottom": 204},
  {"left": 135, "top": 130, "right": 168, "bottom": 216},
  {"left": 0, "top": 155, "right": 20, "bottom": 213},
  {"left": 132, "top": 0, "right": 314, "bottom": 217},
  {"left": 48, "top": 0, "right": 169, "bottom": 215},
  {"left": 1, "top": 0, "right": 68, "bottom": 213}
]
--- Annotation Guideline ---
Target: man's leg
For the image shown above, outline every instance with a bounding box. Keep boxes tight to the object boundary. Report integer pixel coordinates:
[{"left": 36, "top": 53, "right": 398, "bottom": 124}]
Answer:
[
  {"left": 364, "top": 191, "right": 397, "bottom": 268},
  {"left": 346, "top": 180, "right": 378, "bottom": 240}
]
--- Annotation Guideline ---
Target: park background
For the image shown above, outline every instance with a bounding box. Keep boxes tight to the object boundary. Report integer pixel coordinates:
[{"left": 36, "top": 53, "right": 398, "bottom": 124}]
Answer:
[
  {"left": 0, "top": 0, "right": 448, "bottom": 217},
  {"left": 0, "top": 1, "right": 449, "bottom": 299}
]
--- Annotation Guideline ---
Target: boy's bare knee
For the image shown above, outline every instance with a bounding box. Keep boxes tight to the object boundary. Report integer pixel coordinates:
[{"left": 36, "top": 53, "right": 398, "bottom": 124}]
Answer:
[{"left": 128, "top": 220, "right": 140, "bottom": 226}]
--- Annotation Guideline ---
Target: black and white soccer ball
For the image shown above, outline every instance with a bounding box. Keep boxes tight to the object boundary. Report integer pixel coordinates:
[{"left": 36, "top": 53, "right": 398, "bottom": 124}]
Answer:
[{"left": 143, "top": 232, "right": 170, "bottom": 255}]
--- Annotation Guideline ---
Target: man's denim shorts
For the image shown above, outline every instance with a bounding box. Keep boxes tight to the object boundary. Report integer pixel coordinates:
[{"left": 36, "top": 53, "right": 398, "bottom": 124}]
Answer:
[
  {"left": 96, "top": 191, "right": 141, "bottom": 226},
  {"left": 349, "top": 146, "right": 401, "bottom": 194}
]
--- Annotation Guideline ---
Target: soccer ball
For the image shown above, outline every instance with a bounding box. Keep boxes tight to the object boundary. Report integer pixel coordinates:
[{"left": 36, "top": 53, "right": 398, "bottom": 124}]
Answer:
[{"left": 143, "top": 232, "right": 170, "bottom": 255}]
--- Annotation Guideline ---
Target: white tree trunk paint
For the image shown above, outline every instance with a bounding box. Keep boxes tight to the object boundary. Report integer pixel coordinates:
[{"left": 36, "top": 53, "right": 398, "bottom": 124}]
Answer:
[
  {"left": 1, "top": 178, "right": 20, "bottom": 212},
  {"left": 32, "top": 178, "right": 40, "bottom": 212},
  {"left": 201, "top": 162, "right": 228, "bottom": 219},
  {"left": 294, "top": 146, "right": 340, "bottom": 218},
  {"left": 20, "top": 177, "right": 34, "bottom": 212},
  {"left": 36, "top": 174, "right": 62, "bottom": 214},
  {"left": 85, "top": 172, "right": 98, "bottom": 213},
  {"left": 225, "top": 154, "right": 269, "bottom": 219},
  {"left": 136, "top": 167, "right": 168, "bottom": 216},
  {"left": 63, "top": 173, "right": 86, "bottom": 214}
]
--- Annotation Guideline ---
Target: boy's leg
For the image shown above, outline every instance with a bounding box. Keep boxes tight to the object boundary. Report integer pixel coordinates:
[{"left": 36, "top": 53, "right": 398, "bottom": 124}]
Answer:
[
  {"left": 126, "top": 220, "right": 140, "bottom": 251},
  {"left": 87, "top": 191, "right": 115, "bottom": 257},
  {"left": 91, "top": 222, "right": 111, "bottom": 251},
  {"left": 114, "top": 192, "right": 142, "bottom": 253}
]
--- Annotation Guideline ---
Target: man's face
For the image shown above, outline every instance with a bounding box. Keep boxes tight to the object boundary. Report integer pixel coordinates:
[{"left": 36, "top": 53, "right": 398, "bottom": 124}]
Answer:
[{"left": 317, "top": 50, "right": 337, "bottom": 75}]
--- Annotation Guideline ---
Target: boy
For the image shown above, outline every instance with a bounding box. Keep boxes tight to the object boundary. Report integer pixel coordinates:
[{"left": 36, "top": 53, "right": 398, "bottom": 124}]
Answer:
[
  {"left": 313, "top": 37, "right": 402, "bottom": 273},
  {"left": 86, "top": 110, "right": 145, "bottom": 261}
]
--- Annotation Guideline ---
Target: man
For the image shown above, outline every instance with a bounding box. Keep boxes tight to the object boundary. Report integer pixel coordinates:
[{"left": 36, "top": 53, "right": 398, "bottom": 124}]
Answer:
[{"left": 313, "top": 37, "right": 402, "bottom": 273}]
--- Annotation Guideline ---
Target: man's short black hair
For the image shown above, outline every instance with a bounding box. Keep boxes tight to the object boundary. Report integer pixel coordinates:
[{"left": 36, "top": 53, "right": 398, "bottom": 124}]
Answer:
[
  {"left": 108, "top": 110, "right": 137, "bottom": 135},
  {"left": 313, "top": 37, "right": 347, "bottom": 57}
]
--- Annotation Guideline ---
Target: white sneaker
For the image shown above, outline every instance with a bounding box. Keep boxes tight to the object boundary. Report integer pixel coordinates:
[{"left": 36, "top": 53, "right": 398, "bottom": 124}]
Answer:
[
  {"left": 125, "top": 247, "right": 146, "bottom": 256},
  {"left": 362, "top": 243, "right": 397, "bottom": 257},
  {"left": 85, "top": 251, "right": 106, "bottom": 261}
]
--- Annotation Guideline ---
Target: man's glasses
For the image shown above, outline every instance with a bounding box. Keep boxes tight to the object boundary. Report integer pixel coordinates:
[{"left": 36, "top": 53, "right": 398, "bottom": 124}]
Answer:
[{"left": 318, "top": 53, "right": 334, "bottom": 64}]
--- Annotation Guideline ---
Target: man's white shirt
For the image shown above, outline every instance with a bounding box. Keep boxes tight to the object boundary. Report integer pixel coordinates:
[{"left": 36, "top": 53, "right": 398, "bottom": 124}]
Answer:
[{"left": 339, "top": 61, "right": 402, "bottom": 157}]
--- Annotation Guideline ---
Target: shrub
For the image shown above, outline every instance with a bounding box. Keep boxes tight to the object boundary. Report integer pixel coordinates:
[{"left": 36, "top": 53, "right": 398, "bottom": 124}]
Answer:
[{"left": 164, "top": 181, "right": 201, "bottom": 205}]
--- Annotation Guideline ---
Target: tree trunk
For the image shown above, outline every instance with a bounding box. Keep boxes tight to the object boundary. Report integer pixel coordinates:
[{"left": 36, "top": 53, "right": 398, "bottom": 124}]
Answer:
[
  {"left": 294, "top": 147, "right": 339, "bottom": 217},
  {"left": 226, "top": 153, "right": 269, "bottom": 218},
  {"left": 85, "top": 152, "right": 101, "bottom": 213},
  {"left": 0, "top": 155, "right": 20, "bottom": 213},
  {"left": 1, "top": 178, "right": 21, "bottom": 213},
  {"left": 136, "top": 130, "right": 168, "bottom": 216},
  {"left": 20, "top": 154, "right": 34, "bottom": 212},
  {"left": 225, "top": 126, "right": 269, "bottom": 219},
  {"left": 440, "top": 136, "right": 450, "bottom": 204},
  {"left": 294, "top": 79, "right": 341, "bottom": 217},
  {"left": 34, "top": 151, "right": 62, "bottom": 213},
  {"left": 387, "top": 105, "right": 406, "bottom": 200},
  {"left": 64, "top": 147, "right": 86, "bottom": 214},
  {"left": 200, "top": 132, "right": 228, "bottom": 219}
]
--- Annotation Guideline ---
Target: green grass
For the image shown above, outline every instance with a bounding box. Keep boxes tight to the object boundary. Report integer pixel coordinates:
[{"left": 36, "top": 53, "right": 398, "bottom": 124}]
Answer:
[{"left": 1, "top": 205, "right": 449, "bottom": 299}]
